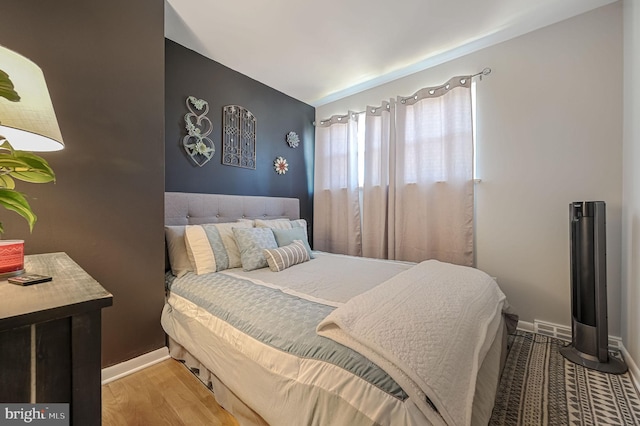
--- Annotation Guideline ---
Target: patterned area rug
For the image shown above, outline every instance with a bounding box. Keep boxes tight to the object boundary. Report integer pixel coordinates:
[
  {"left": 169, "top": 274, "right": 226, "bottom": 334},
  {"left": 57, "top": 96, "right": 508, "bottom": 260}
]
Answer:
[{"left": 490, "top": 331, "right": 640, "bottom": 425}]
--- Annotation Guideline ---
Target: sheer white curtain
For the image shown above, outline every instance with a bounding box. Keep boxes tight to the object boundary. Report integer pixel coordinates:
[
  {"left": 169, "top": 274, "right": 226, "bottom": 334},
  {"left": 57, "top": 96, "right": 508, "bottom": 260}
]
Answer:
[
  {"left": 362, "top": 100, "right": 395, "bottom": 259},
  {"left": 313, "top": 113, "right": 362, "bottom": 256},
  {"left": 393, "top": 77, "right": 474, "bottom": 265},
  {"left": 315, "top": 76, "right": 474, "bottom": 265}
]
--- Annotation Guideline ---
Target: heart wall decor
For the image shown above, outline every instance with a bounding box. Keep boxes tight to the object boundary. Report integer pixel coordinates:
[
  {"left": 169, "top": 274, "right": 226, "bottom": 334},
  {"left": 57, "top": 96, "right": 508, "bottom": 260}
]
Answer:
[{"left": 183, "top": 96, "right": 215, "bottom": 167}]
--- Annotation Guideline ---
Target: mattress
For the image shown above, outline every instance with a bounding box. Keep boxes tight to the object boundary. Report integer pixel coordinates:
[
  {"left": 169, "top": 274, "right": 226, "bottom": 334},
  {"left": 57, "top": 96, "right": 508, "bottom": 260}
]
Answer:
[{"left": 161, "top": 252, "right": 507, "bottom": 426}]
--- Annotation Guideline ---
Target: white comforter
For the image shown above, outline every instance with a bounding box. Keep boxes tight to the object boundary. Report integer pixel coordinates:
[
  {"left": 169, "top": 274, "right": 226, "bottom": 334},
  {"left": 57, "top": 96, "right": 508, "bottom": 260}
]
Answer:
[{"left": 317, "top": 260, "right": 506, "bottom": 426}]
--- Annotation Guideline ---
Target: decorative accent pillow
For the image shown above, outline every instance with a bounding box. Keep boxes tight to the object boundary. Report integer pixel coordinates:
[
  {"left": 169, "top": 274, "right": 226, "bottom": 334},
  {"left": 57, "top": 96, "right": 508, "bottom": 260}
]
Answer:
[
  {"left": 232, "top": 227, "right": 278, "bottom": 271},
  {"left": 263, "top": 240, "right": 310, "bottom": 272},
  {"left": 184, "top": 224, "right": 229, "bottom": 274},
  {"left": 211, "top": 221, "right": 253, "bottom": 268},
  {"left": 271, "top": 227, "right": 314, "bottom": 259},
  {"left": 165, "top": 226, "right": 192, "bottom": 277}
]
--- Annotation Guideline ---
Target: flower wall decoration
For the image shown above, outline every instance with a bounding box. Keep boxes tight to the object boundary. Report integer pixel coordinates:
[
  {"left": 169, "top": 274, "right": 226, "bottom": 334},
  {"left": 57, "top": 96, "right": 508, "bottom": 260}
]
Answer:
[
  {"left": 274, "top": 157, "right": 288, "bottom": 175},
  {"left": 183, "top": 96, "right": 215, "bottom": 167},
  {"left": 286, "top": 131, "right": 299, "bottom": 148}
]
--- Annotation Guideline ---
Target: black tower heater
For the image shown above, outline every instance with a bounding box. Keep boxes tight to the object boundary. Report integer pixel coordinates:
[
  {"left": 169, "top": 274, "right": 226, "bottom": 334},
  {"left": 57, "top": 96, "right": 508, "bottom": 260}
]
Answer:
[{"left": 559, "top": 201, "right": 627, "bottom": 374}]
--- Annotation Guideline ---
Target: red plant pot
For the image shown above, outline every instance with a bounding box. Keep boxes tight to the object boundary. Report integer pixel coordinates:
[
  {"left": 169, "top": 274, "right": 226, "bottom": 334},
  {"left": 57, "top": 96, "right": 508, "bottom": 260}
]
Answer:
[{"left": 0, "top": 240, "right": 25, "bottom": 274}]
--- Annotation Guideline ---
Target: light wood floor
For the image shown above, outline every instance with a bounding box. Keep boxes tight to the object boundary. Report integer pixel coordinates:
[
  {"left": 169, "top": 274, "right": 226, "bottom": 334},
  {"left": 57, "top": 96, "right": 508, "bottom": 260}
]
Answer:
[{"left": 102, "top": 359, "right": 239, "bottom": 426}]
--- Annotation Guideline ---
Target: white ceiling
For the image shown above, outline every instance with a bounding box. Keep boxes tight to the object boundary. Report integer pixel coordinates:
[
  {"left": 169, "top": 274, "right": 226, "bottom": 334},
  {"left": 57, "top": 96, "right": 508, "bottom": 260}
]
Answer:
[{"left": 165, "top": 0, "right": 616, "bottom": 107}]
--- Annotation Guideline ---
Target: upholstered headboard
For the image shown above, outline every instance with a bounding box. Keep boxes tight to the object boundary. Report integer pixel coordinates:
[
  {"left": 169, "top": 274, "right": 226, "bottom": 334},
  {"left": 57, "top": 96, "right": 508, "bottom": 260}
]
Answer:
[
  {"left": 165, "top": 192, "right": 300, "bottom": 226},
  {"left": 164, "top": 192, "right": 302, "bottom": 273}
]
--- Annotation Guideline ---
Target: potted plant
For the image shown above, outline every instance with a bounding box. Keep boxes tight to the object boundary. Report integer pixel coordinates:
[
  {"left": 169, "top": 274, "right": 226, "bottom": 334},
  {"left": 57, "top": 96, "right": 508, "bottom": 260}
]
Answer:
[{"left": 0, "top": 69, "right": 56, "bottom": 233}]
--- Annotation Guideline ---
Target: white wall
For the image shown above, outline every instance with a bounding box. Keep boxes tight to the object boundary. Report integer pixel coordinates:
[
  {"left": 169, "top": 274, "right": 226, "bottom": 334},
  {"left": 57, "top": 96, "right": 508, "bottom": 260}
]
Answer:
[
  {"left": 622, "top": 0, "right": 640, "bottom": 369},
  {"left": 317, "top": 3, "right": 623, "bottom": 335}
]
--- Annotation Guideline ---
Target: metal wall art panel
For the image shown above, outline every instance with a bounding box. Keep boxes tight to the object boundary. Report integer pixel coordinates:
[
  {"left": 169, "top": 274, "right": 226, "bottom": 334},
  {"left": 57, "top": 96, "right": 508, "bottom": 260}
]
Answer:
[{"left": 222, "top": 105, "right": 256, "bottom": 169}]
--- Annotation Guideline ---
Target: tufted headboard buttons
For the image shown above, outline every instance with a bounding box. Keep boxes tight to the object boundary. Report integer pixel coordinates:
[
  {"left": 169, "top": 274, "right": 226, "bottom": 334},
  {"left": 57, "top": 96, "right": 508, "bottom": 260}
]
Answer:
[{"left": 165, "top": 192, "right": 301, "bottom": 226}]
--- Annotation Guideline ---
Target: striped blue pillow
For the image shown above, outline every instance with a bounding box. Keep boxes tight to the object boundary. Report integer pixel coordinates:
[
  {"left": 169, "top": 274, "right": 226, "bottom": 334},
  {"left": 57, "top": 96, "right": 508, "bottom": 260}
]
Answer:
[
  {"left": 263, "top": 240, "right": 310, "bottom": 272},
  {"left": 184, "top": 224, "right": 226, "bottom": 274}
]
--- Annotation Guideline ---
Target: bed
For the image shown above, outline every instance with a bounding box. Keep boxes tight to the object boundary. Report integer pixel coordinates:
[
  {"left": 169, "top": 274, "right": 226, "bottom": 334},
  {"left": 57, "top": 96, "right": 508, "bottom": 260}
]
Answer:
[{"left": 162, "top": 192, "right": 515, "bottom": 426}]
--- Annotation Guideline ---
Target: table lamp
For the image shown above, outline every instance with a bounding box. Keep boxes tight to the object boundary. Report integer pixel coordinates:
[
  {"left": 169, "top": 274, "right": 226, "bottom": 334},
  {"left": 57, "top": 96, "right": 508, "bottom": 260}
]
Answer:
[
  {"left": 0, "top": 45, "right": 64, "bottom": 278},
  {"left": 0, "top": 45, "right": 64, "bottom": 151}
]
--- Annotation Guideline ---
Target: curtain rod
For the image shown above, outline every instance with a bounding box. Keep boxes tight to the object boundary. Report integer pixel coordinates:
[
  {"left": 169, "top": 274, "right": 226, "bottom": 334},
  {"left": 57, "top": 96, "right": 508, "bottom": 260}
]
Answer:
[
  {"left": 472, "top": 67, "right": 492, "bottom": 79},
  {"left": 315, "top": 68, "right": 491, "bottom": 126},
  {"left": 398, "top": 67, "right": 491, "bottom": 104}
]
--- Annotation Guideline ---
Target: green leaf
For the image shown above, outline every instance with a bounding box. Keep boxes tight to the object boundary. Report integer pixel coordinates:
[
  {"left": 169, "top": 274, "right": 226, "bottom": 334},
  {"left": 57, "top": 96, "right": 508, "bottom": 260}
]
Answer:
[
  {"left": 0, "top": 141, "right": 54, "bottom": 233},
  {"left": 0, "top": 153, "right": 31, "bottom": 169},
  {"left": 0, "top": 222, "right": 4, "bottom": 234},
  {"left": 0, "top": 151, "right": 55, "bottom": 183},
  {"left": 0, "top": 174, "right": 16, "bottom": 189},
  {"left": 14, "top": 151, "right": 55, "bottom": 179},
  {"left": 10, "top": 171, "right": 53, "bottom": 184},
  {"left": 0, "top": 188, "right": 36, "bottom": 231},
  {"left": 0, "top": 69, "right": 20, "bottom": 102},
  {"left": 9, "top": 170, "right": 55, "bottom": 184}
]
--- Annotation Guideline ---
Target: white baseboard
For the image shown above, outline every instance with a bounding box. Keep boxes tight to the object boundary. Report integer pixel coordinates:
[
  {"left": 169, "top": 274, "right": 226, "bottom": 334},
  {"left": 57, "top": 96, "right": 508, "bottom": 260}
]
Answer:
[
  {"left": 516, "top": 319, "right": 639, "bottom": 390},
  {"left": 517, "top": 319, "right": 622, "bottom": 349},
  {"left": 516, "top": 320, "right": 535, "bottom": 333},
  {"left": 101, "top": 346, "right": 170, "bottom": 385},
  {"left": 621, "top": 344, "right": 640, "bottom": 393},
  {"left": 533, "top": 320, "right": 573, "bottom": 343}
]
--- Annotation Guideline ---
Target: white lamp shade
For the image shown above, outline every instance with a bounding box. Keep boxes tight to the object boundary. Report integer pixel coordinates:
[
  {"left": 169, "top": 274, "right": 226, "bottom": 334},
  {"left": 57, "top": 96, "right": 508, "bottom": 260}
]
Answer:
[{"left": 0, "top": 45, "right": 64, "bottom": 151}]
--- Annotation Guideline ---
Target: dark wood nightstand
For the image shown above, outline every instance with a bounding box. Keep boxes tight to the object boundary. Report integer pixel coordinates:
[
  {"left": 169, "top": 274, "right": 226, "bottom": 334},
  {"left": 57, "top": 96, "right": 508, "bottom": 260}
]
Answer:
[{"left": 0, "top": 252, "right": 113, "bottom": 425}]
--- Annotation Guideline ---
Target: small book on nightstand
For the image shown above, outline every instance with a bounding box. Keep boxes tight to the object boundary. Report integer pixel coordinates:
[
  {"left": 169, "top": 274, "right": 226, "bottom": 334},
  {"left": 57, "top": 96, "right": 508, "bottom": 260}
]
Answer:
[{"left": 8, "top": 274, "right": 53, "bottom": 286}]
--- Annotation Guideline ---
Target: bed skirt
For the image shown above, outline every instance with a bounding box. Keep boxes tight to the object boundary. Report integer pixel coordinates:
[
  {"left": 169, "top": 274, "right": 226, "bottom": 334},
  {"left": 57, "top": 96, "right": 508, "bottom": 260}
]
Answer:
[
  {"left": 169, "top": 337, "right": 270, "bottom": 426},
  {"left": 166, "top": 322, "right": 508, "bottom": 426}
]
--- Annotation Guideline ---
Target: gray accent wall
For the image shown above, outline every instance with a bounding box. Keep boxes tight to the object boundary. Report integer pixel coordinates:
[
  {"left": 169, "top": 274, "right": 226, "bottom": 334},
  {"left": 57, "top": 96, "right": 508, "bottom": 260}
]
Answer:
[
  {"left": 165, "top": 40, "right": 315, "bottom": 239},
  {"left": 1, "top": 1, "right": 166, "bottom": 367}
]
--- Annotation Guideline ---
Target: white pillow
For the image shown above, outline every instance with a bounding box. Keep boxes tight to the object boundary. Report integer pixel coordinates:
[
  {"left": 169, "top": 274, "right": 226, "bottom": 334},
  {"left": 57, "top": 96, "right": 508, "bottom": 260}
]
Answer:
[
  {"left": 255, "top": 218, "right": 309, "bottom": 240},
  {"left": 165, "top": 226, "right": 192, "bottom": 277},
  {"left": 253, "top": 218, "right": 290, "bottom": 228},
  {"left": 184, "top": 225, "right": 218, "bottom": 274}
]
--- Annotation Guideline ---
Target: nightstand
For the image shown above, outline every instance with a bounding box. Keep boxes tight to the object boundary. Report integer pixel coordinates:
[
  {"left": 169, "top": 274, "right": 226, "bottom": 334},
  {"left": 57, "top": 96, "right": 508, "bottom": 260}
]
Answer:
[{"left": 0, "top": 252, "right": 113, "bottom": 425}]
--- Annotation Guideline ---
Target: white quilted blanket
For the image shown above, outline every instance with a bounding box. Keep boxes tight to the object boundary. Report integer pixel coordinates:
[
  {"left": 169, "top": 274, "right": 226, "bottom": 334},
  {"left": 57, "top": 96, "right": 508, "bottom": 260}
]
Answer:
[{"left": 316, "top": 260, "right": 506, "bottom": 426}]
